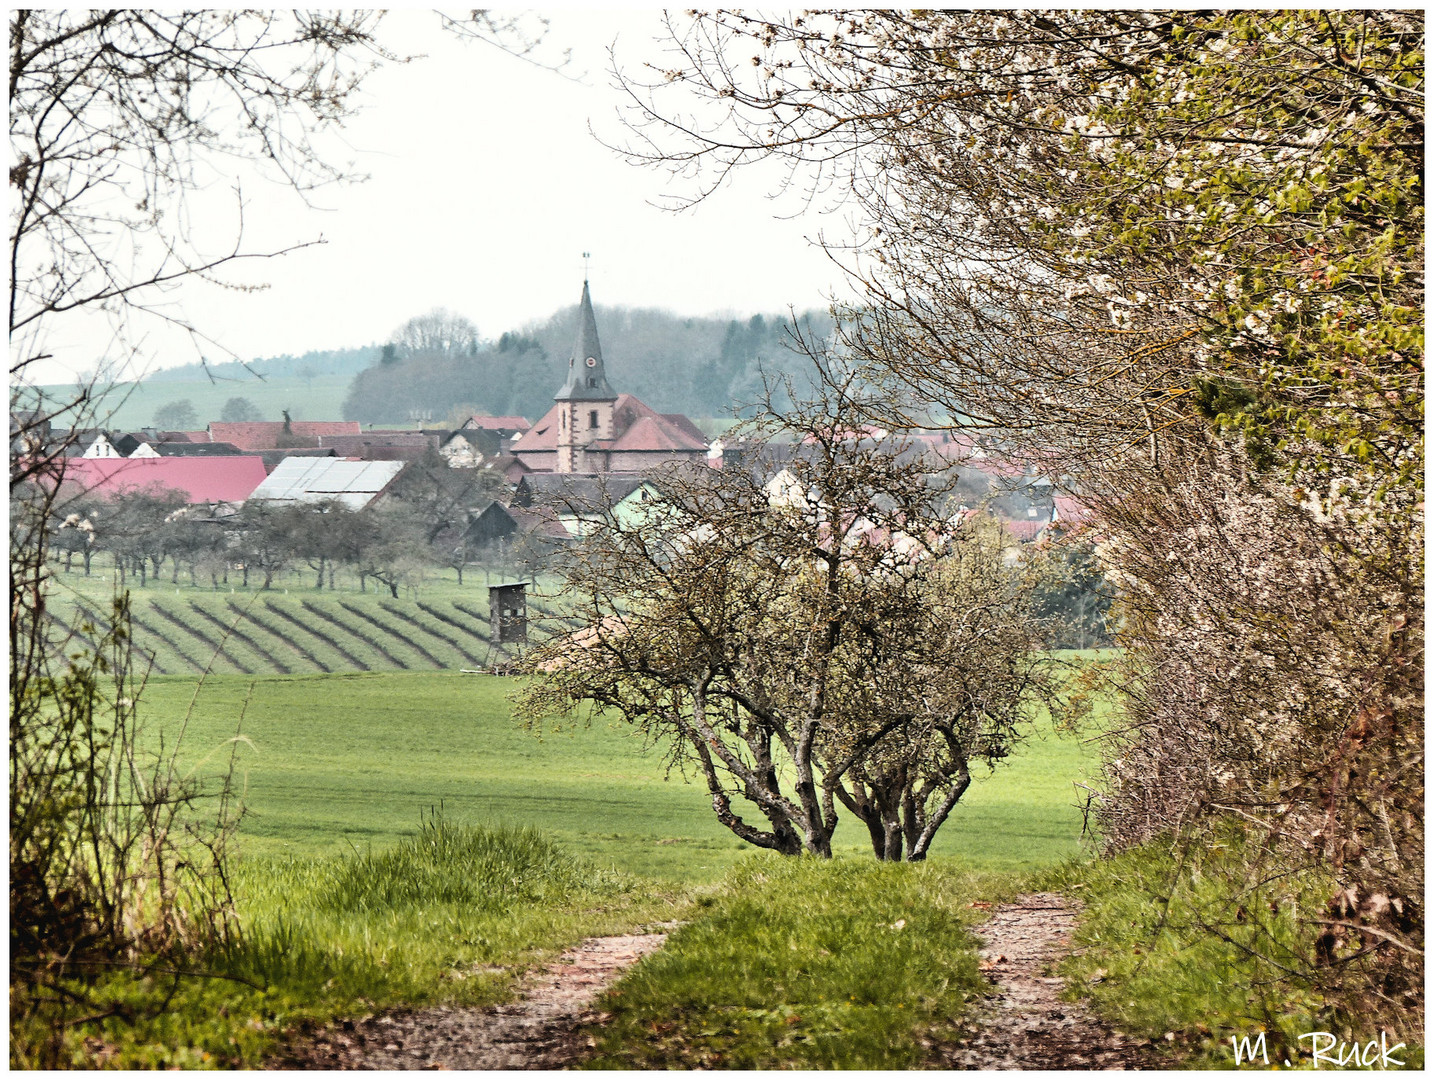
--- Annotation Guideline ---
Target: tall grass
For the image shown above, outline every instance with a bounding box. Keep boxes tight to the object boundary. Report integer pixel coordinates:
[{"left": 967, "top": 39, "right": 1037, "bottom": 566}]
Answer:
[
  {"left": 1040, "top": 824, "right": 1426, "bottom": 1069},
  {"left": 319, "top": 815, "right": 619, "bottom": 913}
]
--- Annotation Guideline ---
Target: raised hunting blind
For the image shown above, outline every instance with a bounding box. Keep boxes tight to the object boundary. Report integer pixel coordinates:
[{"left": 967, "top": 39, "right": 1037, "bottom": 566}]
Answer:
[{"left": 488, "top": 582, "right": 529, "bottom": 646}]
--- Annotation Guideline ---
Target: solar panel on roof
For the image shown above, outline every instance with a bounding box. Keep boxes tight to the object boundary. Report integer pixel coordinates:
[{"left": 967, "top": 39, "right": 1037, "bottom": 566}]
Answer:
[{"left": 247, "top": 457, "right": 403, "bottom": 507}]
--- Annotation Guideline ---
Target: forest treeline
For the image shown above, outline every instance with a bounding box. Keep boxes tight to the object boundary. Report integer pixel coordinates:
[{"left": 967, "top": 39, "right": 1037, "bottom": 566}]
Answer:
[{"left": 341, "top": 305, "right": 834, "bottom": 424}]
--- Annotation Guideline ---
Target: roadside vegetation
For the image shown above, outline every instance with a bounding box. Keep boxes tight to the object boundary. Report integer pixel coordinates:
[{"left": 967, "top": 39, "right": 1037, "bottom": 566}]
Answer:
[
  {"left": 12, "top": 818, "right": 683, "bottom": 1069},
  {"left": 1042, "top": 833, "right": 1425, "bottom": 1071}
]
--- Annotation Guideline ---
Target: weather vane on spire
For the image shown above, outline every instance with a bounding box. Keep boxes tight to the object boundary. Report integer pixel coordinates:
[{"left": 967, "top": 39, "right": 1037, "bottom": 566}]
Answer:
[{"left": 582, "top": 251, "right": 591, "bottom": 281}]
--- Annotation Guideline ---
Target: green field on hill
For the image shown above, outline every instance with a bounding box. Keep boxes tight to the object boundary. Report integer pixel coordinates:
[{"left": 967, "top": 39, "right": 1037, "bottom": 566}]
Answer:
[
  {"left": 36, "top": 374, "right": 356, "bottom": 431},
  {"left": 147, "top": 670, "right": 1101, "bottom": 881}
]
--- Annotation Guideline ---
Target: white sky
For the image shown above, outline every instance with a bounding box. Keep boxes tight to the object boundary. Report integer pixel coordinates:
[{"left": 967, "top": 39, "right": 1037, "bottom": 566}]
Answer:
[{"left": 33, "top": 8, "right": 851, "bottom": 385}]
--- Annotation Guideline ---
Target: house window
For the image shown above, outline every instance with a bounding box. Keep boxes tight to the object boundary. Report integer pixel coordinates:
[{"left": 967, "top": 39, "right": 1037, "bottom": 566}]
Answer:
[
  {"left": 586, "top": 376, "right": 597, "bottom": 388},
  {"left": 588, "top": 410, "right": 598, "bottom": 429}
]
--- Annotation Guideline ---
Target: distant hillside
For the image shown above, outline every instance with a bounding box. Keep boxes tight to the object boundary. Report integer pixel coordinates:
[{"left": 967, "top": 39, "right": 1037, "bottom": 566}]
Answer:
[
  {"left": 31, "top": 305, "right": 837, "bottom": 433},
  {"left": 145, "top": 345, "right": 381, "bottom": 382},
  {"left": 32, "top": 374, "right": 357, "bottom": 432},
  {"left": 342, "top": 306, "right": 835, "bottom": 426}
]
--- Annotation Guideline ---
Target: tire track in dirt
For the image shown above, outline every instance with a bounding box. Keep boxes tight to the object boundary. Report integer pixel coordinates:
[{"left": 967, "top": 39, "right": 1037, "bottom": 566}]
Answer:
[
  {"left": 935, "top": 892, "right": 1157, "bottom": 1070},
  {"left": 269, "top": 931, "right": 670, "bottom": 1070}
]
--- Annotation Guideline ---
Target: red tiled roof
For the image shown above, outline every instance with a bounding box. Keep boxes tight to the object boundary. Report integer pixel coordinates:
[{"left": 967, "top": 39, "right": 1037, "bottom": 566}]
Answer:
[
  {"left": 512, "top": 394, "right": 705, "bottom": 455},
  {"left": 208, "top": 420, "right": 361, "bottom": 450},
  {"left": 1053, "top": 496, "right": 1090, "bottom": 524},
  {"left": 464, "top": 415, "right": 531, "bottom": 432},
  {"left": 59, "top": 456, "right": 268, "bottom": 503},
  {"left": 659, "top": 413, "right": 708, "bottom": 444},
  {"left": 610, "top": 414, "right": 707, "bottom": 453}
]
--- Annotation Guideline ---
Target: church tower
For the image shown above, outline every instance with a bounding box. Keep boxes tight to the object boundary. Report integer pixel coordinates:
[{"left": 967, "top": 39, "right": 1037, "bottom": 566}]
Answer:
[{"left": 553, "top": 279, "right": 618, "bottom": 473}]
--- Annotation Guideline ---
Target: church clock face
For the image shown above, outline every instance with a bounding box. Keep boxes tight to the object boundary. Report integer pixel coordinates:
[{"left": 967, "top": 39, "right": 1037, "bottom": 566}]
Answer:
[{"left": 586, "top": 356, "right": 597, "bottom": 367}]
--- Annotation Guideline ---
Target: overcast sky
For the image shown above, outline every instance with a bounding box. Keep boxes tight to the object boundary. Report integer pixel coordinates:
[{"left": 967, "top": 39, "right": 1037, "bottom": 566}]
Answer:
[{"left": 36, "top": 8, "right": 851, "bottom": 385}]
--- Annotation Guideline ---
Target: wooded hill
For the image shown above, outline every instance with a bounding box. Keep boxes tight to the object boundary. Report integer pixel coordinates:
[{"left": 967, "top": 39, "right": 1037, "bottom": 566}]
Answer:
[{"left": 341, "top": 305, "right": 834, "bottom": 425}]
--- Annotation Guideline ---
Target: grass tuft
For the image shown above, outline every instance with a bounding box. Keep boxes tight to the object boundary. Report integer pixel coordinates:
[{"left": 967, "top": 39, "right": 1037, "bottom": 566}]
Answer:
[{"left": 319, "top": 814, "right": 619, "bottom": 913}]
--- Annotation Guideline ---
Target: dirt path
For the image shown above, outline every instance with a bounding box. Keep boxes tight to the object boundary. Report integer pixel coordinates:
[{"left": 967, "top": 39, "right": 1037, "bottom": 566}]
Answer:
[
  {"left": 937, "top": 892, "right": 1157, "bottom": 1070},
  {"left": 268, "top": 930, "right": 669, "bottom": 1070}
]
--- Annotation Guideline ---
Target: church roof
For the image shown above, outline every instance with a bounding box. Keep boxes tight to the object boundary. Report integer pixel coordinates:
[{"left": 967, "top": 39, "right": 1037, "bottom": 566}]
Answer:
[
  {"left": 554, "top": 280, "right": 618, "bottom": 402},
  {"left": 513, "top": 394, "right": 707, "bottom": 456}
]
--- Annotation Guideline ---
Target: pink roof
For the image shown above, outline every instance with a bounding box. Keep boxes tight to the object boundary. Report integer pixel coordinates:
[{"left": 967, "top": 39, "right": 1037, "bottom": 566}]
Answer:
[
  {"left": 610, "top": 414, "right": 707, "bottom": 453},
  {"left": 208, "top": 420, "right": 361, "bottom": 450},
  {"left": 58, "top": 456, "right": 268, "bottom": 503},
  {"left": 1053, "top": 496, "right": 1090, "bottom": 524},
  {"left": 1002, "top": 519, "right": 1047, "bottom": 542}
]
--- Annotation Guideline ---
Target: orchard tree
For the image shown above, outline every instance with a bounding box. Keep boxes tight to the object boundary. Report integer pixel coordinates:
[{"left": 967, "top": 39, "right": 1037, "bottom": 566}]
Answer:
[
  {"left": 516, "top": 360, "right": 1059, "bottom": 860},
  {"left": 351, "top": 508, "right": 427, "bottom": 598}
]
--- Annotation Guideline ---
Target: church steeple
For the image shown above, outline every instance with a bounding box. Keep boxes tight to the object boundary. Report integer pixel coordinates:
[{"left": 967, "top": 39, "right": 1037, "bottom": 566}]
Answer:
[{"left": 554, "top": 279, "right": 617, "bottom": 402}]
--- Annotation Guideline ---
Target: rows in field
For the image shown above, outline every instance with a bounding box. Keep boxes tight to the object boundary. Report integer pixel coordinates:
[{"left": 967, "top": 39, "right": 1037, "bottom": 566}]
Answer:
[{"left": 45, "top": 593, "right": 528, "bottom": 677}]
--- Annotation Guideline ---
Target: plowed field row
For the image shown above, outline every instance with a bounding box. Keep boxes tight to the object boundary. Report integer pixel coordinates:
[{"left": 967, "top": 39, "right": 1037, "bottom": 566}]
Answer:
[{"left": 44, "top": 593, "right": 536, "bottom": 677}]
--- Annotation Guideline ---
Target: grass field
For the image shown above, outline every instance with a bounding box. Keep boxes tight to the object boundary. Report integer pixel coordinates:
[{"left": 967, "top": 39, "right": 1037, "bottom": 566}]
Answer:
[
  {"left": 35, "top": 374, "right": 356, "bottom": 431},
  {"left": 148, "top": 670, "right": 1101, "bottom": 881}
]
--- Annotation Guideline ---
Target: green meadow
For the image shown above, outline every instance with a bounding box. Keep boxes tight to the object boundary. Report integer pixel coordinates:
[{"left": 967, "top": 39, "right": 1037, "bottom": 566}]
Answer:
[
  {"left": 13, "top": 664, "right": 1104, "bottom": 1068},
  {"left": 149, "top": 670, "right": 1101, "bottom": 881}
]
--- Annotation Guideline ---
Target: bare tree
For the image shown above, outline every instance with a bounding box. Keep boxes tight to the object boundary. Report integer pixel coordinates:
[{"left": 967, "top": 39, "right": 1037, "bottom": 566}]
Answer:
[{"left": 389, "top": 308, "right": 483, "bottom": 361}]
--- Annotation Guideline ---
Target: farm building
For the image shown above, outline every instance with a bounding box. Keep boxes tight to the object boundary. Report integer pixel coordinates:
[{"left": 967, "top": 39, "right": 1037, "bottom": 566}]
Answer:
[{"left": 245, "top": 457, "right": 405, "bottom": 510}]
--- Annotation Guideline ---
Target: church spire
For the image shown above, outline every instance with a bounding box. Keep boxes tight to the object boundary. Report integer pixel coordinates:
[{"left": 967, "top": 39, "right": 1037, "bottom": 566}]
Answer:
[{"left": 554, "top": 279, "right": 617, "bottom": 402}]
